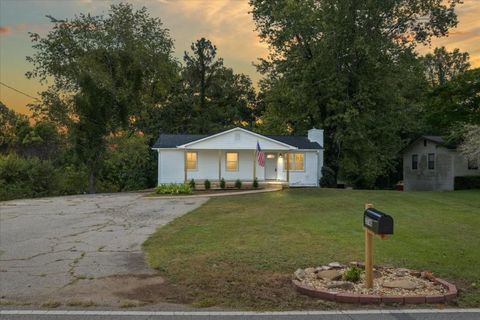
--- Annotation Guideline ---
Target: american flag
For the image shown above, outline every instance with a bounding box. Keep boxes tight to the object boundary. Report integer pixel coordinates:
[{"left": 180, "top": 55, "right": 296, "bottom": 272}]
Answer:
[{"left": 256, "top": 141, "right": 265, "bottom": 167}]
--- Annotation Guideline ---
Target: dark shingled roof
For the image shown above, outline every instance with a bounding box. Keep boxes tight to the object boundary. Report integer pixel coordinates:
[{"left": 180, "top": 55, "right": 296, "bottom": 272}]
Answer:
[
  {"left": 153, "top": 130, "right": 322, "bottom": 149},
  {"left": 401, "top": 135, "right": 457, "bottom": 153}
]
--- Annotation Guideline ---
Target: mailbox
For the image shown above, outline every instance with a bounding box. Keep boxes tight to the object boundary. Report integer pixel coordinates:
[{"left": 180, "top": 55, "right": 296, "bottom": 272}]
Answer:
[{"left": 363, "top": 208, "right": 394, "bottom": 235}]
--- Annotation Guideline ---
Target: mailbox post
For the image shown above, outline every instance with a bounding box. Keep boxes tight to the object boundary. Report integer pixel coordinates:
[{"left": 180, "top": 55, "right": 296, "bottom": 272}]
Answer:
[{"left": 363, "top": 203, "right": 394, "bottom": 289}]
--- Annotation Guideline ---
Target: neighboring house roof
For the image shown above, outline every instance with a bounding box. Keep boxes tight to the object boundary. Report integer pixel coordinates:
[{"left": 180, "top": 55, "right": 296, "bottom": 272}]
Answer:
[
  {"left": 152, "top": 128, "right": 322, "bottom": 149},
  {"left": 422, "top": 135, "right": 445, "bottom": 145},
  {"left": 401, "top": 135, "right": 457, "bottom": 153}
]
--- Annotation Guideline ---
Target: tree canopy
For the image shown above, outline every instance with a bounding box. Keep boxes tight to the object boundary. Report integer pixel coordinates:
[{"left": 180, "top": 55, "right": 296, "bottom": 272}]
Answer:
[{"left": 249, "top": 0, "right": 461, "bottom": 187}]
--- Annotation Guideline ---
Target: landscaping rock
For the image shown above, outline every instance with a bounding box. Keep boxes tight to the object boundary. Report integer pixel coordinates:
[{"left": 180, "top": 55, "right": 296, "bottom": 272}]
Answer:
[
  {"left": 328, "top": 262, "right": 343, "bottom": 269},
  {"left": 421, "top": 271, "right": 436, "bottom": 281},
  {"left": 304, "top": 268, "right": 316, "bottom": 276},
  {"left": 326, "top": 281, "right": 355, "bottom": 290},
  {"left": 395, "top": 268, "right": 410, "bottom": 277},
  {"left": 317, "top": 269, "right": 342, "bottom": 281},
  {"left": 294, "top": 268, "right": 306, "bottom": 280},
  {"left": 382, "top": 279, "right": 418, "bottom": 290}
]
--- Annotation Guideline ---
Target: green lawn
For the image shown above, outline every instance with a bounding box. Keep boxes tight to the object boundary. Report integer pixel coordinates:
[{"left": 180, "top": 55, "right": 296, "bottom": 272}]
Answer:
[{"left": 143, "top": 188, "right": 480, "bottom": 310}]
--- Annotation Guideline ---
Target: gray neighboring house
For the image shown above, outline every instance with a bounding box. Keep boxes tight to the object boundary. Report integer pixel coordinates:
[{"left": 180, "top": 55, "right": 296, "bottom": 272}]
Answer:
[{"left": 402, "top": 136, "right": 479, "bottom": 191}]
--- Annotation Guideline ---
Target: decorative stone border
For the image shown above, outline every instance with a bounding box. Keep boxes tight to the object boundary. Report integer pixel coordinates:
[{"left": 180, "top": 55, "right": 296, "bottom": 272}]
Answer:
[{"left": 292, "top": 277, "right": 457, "bottom": 304}]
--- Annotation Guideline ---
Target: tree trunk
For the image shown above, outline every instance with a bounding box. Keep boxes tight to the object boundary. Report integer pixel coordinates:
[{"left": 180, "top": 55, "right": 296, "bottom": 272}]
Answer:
[{"left": 88, "top": 165, "right": 97, "bottom": 194}]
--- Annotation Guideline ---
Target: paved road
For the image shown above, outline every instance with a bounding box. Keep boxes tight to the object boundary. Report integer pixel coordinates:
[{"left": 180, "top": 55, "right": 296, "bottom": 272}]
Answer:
[
  {"left": 1, "top": 309, "right": 479, "bottom": 320},
  {"left": 0, "top": 193, "right": 208, "bottom": 305}
]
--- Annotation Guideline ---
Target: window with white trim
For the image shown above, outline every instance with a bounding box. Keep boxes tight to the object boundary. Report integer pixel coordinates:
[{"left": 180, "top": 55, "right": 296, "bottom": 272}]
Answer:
[
  {"left": 186, "top": 152, "right": 197, "bottom": 170},
  {"left": 286, "top": 153, "right": 305, "bottom": 171},
  {"left": 226, "top": 152, "right": 238, "bottom": 171}
]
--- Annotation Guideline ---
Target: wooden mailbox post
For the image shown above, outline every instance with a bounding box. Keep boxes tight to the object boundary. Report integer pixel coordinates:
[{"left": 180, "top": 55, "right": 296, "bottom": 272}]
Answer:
[{"left": 363, "top": 203, "right": 394, "bottom": 289}]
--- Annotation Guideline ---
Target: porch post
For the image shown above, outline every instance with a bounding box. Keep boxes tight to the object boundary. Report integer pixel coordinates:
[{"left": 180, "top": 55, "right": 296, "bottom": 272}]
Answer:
[
  {"left": 286, "top": 152, "right": 290, "bottom": 184},
  {"left": 253, "top": 149, "right": 256, "bottom": 180},
  {"left": 184, "top": 149, "right": 187, "bottom": 183},
  {"left": 218, "top": 150, "right": 221, "bottom": 181}
]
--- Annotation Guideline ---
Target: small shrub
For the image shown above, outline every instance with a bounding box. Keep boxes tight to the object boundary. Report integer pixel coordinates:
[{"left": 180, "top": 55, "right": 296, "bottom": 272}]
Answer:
[
  {"left": 343, "top": 266, "right": 362, "bottom": 283},
  {"left": 189, "top": 179, "right": 196, "bottom": 189},
  {"left": 204, "top": 179, "right": 211, "bottom": 190},
  {"left": 155, "top": 183, "right": 192, "bottom": 195},
  {"left": 235, "top": 179, "right": 242, "bottom": 189},
  {"left": 454, "top": 176, "right": 480, "bottom": 190},
  {"left": 253, "top": 177, "right": 259, "bottom": 189},
  {"left": 320, "top": 166, "right": 336, "bottom": 188},
  {"left": 220, "top": 178, "right": 226, "bottom": 189}
]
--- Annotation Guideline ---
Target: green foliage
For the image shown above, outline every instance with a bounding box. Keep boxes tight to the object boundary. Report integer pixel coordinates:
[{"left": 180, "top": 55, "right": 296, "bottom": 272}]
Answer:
[
  {"left": 424, "top": 68, "right": 480, "bottom": 135},
  {"left": 220, "top": 178, "right": 226, "bottom": 189},
  {"left": 26, "top": 3, "right": 178, "bottom": 193},
  {"left": 234, "top": 179, "right": 242, "bottom": 189},
  {"left": 189, "top": 179, "right": 196, "bottom": 189},
  {"left": 320, "top": 166, "right": 336, "bottom": 188},
  {"left": 204, "top": 179, "right": 211, "bottom": 190},
  {"left": 454, "top": 176, "right": 480, "bottom": 190},
  {"left": 99, "top": 134, "right": 152, "bottom": 192},
  {"left": 343, "top": 267, "right": 363, "bottom": 283},
  {"left": 250, "top": 0, "right": 460, "bottom": 188},
  {"left": 424, "top": 47, "right": 470, "bottom": 87},
  {"left": 164, "top": 37, "right": 258, "bottom": 134},
  {"left": 0, "top": 154, "right": 57, "bottom": 201},
  {"left": 55, "top": 165, "right": 88, "bottom": 195},
  {"left": 253, "top": 177, "right": 259, "bottom": 189},
  {"left": 155, "top": 183, "right": 192, "bottom": 195}
]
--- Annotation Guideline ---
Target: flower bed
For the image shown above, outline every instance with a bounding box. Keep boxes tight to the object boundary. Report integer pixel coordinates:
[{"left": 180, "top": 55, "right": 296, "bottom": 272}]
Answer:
[{"left": 292, "top": 262, "right": 458, "bottom": 304}]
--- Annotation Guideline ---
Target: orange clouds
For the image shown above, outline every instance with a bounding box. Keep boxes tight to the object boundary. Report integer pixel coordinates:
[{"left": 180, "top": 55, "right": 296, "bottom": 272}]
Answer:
[{"left": 0, "top": 26, "right": 12, "bottom": 35}]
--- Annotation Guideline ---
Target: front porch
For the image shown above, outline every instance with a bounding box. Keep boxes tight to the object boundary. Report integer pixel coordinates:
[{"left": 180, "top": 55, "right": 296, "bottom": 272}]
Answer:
[{"left": 182, "top": 149, "right": 291, "bottom": 185}]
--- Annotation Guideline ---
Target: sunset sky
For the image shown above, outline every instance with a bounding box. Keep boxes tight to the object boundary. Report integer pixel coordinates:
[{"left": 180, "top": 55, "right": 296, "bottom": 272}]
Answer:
[{"left": 1, "top": 0, "right": 479, "bottom": 116}]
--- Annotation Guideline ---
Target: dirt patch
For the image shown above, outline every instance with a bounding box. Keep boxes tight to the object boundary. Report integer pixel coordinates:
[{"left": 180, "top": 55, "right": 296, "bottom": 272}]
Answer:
[{"left": 54, "top": 273, "right": 171, "bottom": 306}]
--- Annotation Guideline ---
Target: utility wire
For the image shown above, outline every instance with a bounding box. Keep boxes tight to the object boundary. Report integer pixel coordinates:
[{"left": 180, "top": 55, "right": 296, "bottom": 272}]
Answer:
[{"left": 0, "top": 81, "right": 40, "bottom": 101}]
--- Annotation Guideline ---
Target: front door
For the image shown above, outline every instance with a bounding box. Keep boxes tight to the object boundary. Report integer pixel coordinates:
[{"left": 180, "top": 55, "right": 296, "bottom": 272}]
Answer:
[{"left": 265, "top": 153, "right": 277, "bottom": 180}]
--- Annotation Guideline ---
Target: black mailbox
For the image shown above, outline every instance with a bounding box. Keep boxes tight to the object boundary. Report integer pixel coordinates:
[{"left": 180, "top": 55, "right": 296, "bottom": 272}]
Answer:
[{"left": 363, "top": 208, "right": 394, "bottom": 235}]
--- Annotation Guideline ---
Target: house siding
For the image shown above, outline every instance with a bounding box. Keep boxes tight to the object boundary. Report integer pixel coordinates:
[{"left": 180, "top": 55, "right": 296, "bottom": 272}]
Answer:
[
  {"left": 402, "top": 138, "right": 479, "bottom": 191},
  {"left": 158, "top": 150, "right": 185, "bottom": 184},
  {"left": 154, "top": 127, "right": 323, "bottom": 187}
]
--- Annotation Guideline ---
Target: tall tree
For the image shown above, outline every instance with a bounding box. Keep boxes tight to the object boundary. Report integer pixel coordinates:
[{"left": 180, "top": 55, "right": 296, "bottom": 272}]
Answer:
[
  {"left": 424, "top": 68, "right": 480, "bottom": 135},
  {"left": 26, "top": 4, "right": 178, "bottom": 192},
  {"left": 250, "top": 0, "right": 460, "bottom": 187},
  {"left": 424, "top": 47, "right": 470, "bottom": 86},
  {"left": 171, "top": 38, "right": 257, "bottom": 134}
]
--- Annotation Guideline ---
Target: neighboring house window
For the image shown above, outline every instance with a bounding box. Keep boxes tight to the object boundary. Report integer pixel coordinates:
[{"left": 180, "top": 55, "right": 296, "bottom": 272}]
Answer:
[
  {"left": 411, "top": 154, "right": 418, "bottom": 170},
  {"left": 468, "top": 159, "right": 479, "bottom": 170},
  {"left": 286, "top": 153, "right": 305, "bottom": 171},
  {"left": 428, "top": 153, "right": 435, "bottom": 170},
  {"left": 226, "top": 152, "right": 238, "bottom": 171},
  {"left": 186, "top": 152, "right": 197, "bottom": 170}
]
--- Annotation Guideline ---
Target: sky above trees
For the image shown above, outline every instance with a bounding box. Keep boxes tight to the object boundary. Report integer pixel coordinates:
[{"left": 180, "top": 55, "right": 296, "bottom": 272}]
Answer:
[{"left": 1, "top": 0, "right": 479, "bottom": 115}]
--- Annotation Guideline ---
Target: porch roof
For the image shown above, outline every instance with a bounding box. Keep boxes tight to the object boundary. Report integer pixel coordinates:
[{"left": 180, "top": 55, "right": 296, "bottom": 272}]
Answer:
[{"left": 153, "top": 130, "right": 322, "bottom": 150}]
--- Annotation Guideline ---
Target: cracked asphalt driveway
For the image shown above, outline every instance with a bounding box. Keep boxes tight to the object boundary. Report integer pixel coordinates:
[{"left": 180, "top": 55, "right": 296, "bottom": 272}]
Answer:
[{"left": 0, "top": 193, "right": 208, "bottom": 305}]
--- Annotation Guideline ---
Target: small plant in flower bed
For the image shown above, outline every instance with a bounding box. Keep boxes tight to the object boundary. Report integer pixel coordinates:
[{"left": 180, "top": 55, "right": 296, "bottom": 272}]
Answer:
[
  {"left": 155, "top": 183, "right": 192, "bottom": 195},
  {"left": 204, "top": 179, "right": 211, "bottom": 190},
  {"left": 235, "top": 179, "right": 242, "bottom": 189},
  {"left": 253, "top": 177, "right": 259, "bottom": 189},
  {"left": 189, "top": 179, "right": 196, "bottom": 189},
  {"left": 343, "top": 266, "right": 362, "bottom": 283},
  {"left": 220, "top": 178, "right": 226, "bottom": 189}
]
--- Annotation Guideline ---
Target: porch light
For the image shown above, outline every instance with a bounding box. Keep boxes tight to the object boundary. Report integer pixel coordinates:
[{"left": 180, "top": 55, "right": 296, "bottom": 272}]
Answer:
[{"left": 266, "top": 154, "right": 275, "bottom": 159}]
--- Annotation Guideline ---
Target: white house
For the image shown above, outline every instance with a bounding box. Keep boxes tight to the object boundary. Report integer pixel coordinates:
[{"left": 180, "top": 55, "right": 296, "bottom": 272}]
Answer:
[{"left": 152, "top": 127, "right": 324, "bottom": 187}]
